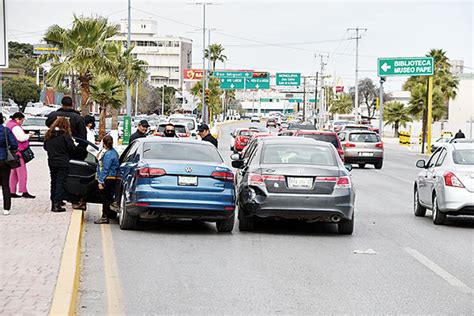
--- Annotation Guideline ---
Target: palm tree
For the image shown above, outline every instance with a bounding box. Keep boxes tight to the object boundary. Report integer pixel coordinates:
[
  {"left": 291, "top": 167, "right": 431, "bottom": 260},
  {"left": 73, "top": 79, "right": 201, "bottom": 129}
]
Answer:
[
  {"left": 42, "top": 15, "right": 119, "bottom": 116},
  {"left": 383, "top": 101, "right": 412, "bottom": 137},
  {"left": 204, "top": 44, "right": 227, "bottom": 71},
  {"left": 329, "top": 93, "right": 352, "bottom": 115},
  {"left": 90, "top": 76, "right": 124, "bottom": 141}
]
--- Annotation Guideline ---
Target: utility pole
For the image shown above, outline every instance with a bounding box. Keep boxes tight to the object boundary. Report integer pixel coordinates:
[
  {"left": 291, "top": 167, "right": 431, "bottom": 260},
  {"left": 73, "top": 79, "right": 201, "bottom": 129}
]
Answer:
[
  {"left": 348, "top": 27, "right": 367, "bottom": 122},
  {"left": 318, "top": 54, "right": 328, "bottom": 127},
  {"left": 314, "top": 71, "right": 318, "bottom": 127},
  {"left": 126, "top": 0, "right": 132, "bottom": 117},
  {"left": 161, "top": 85, "right": 165, "bottom": 115},
  {"left": 135, "top": 81, "right": 139, "bottom": 117},
  {"left": 379, "top": 77, "right": 386, "bottom": 137},
  {"left": 302, "top": 76, "right": 307, "bottom": 121}
]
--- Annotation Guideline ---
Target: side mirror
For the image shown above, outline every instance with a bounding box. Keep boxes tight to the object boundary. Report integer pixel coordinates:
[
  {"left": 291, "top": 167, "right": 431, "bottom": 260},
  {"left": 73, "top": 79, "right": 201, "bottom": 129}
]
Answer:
[
  {"left": 344, "top": 164, "right": 353, "bottom": 172},
  {"left": 232, "top": 160, "right": 244, "bottom": 169},
  {"left": 230, "top": 153, "right": 240, "bottom": 161},
  {"left": 416, "top": 159, "right": 426, "bottom": 169}
]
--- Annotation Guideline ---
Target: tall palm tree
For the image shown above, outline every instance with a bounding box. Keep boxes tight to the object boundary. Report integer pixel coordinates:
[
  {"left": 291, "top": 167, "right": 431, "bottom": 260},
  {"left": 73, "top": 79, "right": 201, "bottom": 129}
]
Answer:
[
  {"left": 90, "top": 76, "right": 124, "bottom": 141},
  {"left": 329, "top": 93, "right": 352, "bottom": 115},
  {"left": 383, "top": 101, "right": 412, "bottom": 137},
  {"left": 204, "top": 44, "right": 227, "bottom": 71},
  {"left": 42, "top": 15, "right": 119, "bottom": 116}
]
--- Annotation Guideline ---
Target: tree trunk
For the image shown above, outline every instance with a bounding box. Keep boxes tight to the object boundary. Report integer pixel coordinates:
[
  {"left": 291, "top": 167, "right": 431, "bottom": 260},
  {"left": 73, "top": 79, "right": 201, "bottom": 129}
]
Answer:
[
  {"left": 79, "top": 73, "right": 92, "bottom": 116},
  {"left": 98, "top": 104, "right": 107, "bottom": 142},
  {"left": 111, "top": 107, "right": 119, "bottom": 130},
  {"left": 394, "top": 122, "right": 399, "bottom": 137},
  {"left": 212, "top": 60, "right": 216, "bottom": 72}
]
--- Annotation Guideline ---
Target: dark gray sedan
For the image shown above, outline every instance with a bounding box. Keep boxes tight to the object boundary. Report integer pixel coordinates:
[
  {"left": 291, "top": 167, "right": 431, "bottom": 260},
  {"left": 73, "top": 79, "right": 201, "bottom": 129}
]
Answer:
[{"left": 232, "top": 137, "right": 355, "bottom": 234}]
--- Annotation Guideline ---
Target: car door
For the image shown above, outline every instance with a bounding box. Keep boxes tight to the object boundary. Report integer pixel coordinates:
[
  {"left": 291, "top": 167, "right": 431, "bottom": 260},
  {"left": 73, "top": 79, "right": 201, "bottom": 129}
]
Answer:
[
  {"left": 418, "top": 149, "right": 441, "bottom": 206},
  {"left": 120, "top": 142, "right": 141, "bottom": 192}
]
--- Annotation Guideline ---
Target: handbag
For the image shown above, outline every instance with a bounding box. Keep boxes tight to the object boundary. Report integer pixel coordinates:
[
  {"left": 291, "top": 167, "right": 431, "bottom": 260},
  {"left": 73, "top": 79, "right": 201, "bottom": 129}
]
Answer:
[
  {"left": 20, "top": 146, "right": 35, "bottom": 163},
  {"left": 3, "top": 128, "right": 21, "bottom": 169}
]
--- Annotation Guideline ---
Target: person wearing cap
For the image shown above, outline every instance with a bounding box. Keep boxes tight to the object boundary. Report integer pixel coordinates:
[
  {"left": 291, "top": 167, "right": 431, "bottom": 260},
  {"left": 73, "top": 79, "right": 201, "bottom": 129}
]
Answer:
[
  {"left": 198, "top": 124, "right": 218, "bottom": 148},
  {"left": 130, "top": 120, "right": 149, "bottom": 142},
  {"left": 84, "top": 115, "right": 98, "bottom": 155}
]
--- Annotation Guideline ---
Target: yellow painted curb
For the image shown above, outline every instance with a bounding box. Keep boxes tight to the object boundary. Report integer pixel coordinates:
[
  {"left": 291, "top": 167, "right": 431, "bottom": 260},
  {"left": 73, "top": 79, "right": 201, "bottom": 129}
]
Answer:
[
  {"left": 50, "top": 209, "right": 84, "bottom": 316},
  {"left": 215, "top": 120, "right": 250, "bottom": 139}
]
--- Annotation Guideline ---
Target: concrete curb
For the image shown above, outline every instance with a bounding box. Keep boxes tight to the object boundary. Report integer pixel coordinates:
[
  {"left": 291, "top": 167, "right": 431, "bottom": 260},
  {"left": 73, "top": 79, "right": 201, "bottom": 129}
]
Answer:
[
  {"left": 216, "top": 120, "right": 250, "bottom": 139},
  {"left": 49, "top": 209, "right": 84, "bottom": 316}
]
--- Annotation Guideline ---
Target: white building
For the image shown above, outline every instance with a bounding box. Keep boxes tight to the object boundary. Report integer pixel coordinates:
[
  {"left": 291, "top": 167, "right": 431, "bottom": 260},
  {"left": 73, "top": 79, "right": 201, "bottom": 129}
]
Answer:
[
  {"left": 447, "top": 74, "right": 474, "bottom": 137},
  {"left": 109, "top": 19, "right": 192, "bottom": 90}
]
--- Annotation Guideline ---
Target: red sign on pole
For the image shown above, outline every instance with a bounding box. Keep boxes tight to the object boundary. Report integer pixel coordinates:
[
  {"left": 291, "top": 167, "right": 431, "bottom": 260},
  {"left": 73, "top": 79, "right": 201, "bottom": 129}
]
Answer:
[
  {"left": 183, "top": 69, "right": 204, "bottom": 81},
  {"left": 335, "top": 86, "right": 344, "bottom": 93}
]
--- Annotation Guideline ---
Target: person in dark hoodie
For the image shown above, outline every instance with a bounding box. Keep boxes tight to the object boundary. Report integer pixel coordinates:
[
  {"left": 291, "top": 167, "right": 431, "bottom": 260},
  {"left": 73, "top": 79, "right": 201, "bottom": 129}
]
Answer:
[{"left": 43, "top": 117, "right": 77, "bottom": 212}]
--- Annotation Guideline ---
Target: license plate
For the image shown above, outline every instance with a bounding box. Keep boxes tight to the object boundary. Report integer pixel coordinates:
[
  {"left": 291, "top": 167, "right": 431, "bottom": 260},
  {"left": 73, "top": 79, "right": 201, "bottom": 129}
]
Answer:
[
  {"left": 287, "top": 177, "right": 313, "bottom": 190},
  {"left": 178, "top": 176, "right": 198, "bottom": 186},
  {"left": 359, "top": 152, "right": 373, "bottom": 157}
]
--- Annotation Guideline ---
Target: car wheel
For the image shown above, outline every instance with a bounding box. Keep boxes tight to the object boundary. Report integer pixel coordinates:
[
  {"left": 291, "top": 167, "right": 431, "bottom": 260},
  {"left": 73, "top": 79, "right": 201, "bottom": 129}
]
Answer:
[
  {"left": 432, "top": 195, "right": 446, "bottom": 225},
  {"left": 337, "top": 213, "right": 354, "bottom": 235},
  {"left": 238, "top": 208, "right": 254, "bottom": 231},
  {"left": 358, "top": 163, "right": 366, "bottom": 169},
  {"left": 413, "top": 186, "right": 426, "bottom": 217},
  {"left": 119, "top": 192, "right": 138, "bottom": 230},
  {"left": 374, "top": 160, "right": 383, "bottom": 169},
  {"left": 216, "top": 214, "right": 235, "bottom": 233}
]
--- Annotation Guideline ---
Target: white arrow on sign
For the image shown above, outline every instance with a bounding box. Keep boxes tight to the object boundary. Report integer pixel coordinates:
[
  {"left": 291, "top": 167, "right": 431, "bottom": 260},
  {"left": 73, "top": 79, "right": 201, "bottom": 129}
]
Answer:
[
  {"left": 381, "top": 62, "right": 391, "bottom": 72},
  {"left": 230, "top": 84, "right": 235, "bottom": 88},
  {"left": 255, "top": 84, "right": 260, "bottom": 89}
]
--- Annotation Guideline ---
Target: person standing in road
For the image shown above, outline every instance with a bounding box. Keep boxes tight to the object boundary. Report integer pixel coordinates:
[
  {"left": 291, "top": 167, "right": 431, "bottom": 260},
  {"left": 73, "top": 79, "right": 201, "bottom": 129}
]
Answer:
[
  {"left": 454, "top": 129, "right": 466, "bottom": 139},
  {"left": 46, "top": 96, "right": 87, "bottom": 141},
  {"left": 94, "top": 135, "right": 120, "bottom": 224},
  {"left": 198, "top": 124, "right": 218, "bottom": 148},
  {"left": 0, "top": 113, "right": 19, "bottom": 215},
  {"left": 129, "top": 120, "right": 149, "bottom": 142},
  {"left": 43, "top": 117, "right": 77, "bottom": 213},
  {"left": 6, "top": 112, "right": 35, "bottom": 199},
  {"left": 84, "top": 115, "right": 98, "bottom": 155}
]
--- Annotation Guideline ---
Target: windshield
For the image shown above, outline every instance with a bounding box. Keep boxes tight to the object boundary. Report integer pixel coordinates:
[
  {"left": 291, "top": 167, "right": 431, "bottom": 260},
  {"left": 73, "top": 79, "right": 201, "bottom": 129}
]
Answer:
[
  {"left": 349, "top": 133, "right": 380, "bottom": 143},
  {"left": 143, "top": 142, "right": 222, "bottom": 162},
  {"left": 157, "top": 125, "right": 187, "bottom": 134},
  {"left": 262, "top": 144, "right": 336, "bottom": 166},
  {"left": 453, "top": 149, "right": 474, "bottom": 165},
  {"left": 238, "top": 130, "right": 253, "bottom": 137},
  {"left": 23, "top": 118, "right": 46, "bottom": 126},
  {"left": 300, "top": 134, "right": 340, "bottom": 148},
  {"left": 169, "top": 118, "right": 195, "bottom": 130},
  {"left": 345, "top": 126, "right": 370, "bottom": 130}
]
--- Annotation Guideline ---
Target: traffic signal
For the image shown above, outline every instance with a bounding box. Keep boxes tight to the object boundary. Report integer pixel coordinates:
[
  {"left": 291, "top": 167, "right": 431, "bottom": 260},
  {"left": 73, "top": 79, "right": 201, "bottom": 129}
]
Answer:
[{"left": 204, "top": 88, "right": 210, "bottom": 104}]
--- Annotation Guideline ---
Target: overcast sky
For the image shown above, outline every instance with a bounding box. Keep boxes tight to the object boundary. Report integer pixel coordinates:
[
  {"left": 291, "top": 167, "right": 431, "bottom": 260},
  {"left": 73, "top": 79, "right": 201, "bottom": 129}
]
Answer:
[{"left": 6, "top": 0, "right": 474, "bottom": 91}]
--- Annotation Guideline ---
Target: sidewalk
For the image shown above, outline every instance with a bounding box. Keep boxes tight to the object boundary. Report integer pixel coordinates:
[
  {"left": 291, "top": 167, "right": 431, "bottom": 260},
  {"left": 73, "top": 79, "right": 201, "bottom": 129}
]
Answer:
[{"left": 0, "top": 147, "right": 72, "bottom": 315}]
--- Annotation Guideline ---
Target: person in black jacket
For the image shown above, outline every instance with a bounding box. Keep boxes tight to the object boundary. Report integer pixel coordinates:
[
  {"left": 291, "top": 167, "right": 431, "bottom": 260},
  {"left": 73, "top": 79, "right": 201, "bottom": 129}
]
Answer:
[
  {"left": 454, "top": 129, "right": 466, "bottom": 139},
  {"left": 44, "top": 117, "right": 77, "bottom": 212},
  {"left": 197, "top": 124, "right": 218, "bottom": 148},
  {"left": 130, "top": 120, "right": 149, "bottom": 142},
  {"left": 0, "top": 113, "right": 19, "bottom": 215}
]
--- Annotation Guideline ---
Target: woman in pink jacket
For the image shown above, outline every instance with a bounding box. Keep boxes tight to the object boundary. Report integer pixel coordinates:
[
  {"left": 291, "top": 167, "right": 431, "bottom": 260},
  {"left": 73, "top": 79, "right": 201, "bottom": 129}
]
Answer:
[{"left": 6, "top": 112, "right": 35, "bottom": 199}]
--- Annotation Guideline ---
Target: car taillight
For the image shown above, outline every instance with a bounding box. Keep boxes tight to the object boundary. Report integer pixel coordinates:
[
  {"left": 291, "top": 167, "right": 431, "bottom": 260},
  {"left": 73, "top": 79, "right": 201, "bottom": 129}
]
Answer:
[
  {"left": 315, "top": 177, "right": 338, "bottom": 182},
  {"left": 337, "top": 149, "right": 345, "bottom": 161},
  {"left": 444, "top": 172, "right": 464, "bottom": 188},
  {"left": 375, "top": 142, "right": 384, "bottom": 149},
  {"left": 137, "top": 167, "right": 166, "bottom": 178},
  {"left": 335, "top": 176, "right": 351, "bottom": 189},
  {"left": 211, "top": 171, "right": 234, "bottom": 182},
  {"left": 249, "top": 173, "right": 284, "bottom": 186},
  {"left": 344, "top": 142, "right": 356, "bottom": 148}
]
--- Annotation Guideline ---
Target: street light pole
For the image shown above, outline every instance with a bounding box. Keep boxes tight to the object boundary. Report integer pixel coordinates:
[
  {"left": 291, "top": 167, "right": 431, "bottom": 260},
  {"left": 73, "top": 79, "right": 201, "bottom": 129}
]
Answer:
[
  {"left": 126, "top": 0, "right": 132, "bottom": 117},
  {"left": 161, "top": 85, "right": 165, "bottom": 115},
  {"left": 348, "top": 27, "right": 367, "bottom": 122},
  {"left": 379, "top": 77, "right": 386, "bottom": 137}
]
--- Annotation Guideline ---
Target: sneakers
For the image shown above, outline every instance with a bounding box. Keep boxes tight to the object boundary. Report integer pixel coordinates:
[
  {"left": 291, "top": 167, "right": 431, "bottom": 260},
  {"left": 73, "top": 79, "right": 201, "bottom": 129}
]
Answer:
[
  {"left": 51, "top": 202, "right": 66, "bottom": 213},
  {"left": 94, "top": 217, "right": 109, "bottom": 224},
  {"left": 3, "top": 210, "right": 10, "bottom": 215},
  {"left": 21, "top": 193, "right": 36, "bottom": 199}
]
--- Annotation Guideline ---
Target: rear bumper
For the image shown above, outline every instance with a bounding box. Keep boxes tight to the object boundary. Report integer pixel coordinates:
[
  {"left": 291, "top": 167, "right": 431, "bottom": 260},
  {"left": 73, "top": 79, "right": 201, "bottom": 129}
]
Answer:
[
  {"left": 345, "top": 156, "right": 383, "bottom": 164},
  {"left": 239, "top": 188, "right": 354, "bottom": 221},
  {"left": 437, "top": 187, "right": 474, "bottom": 214}
]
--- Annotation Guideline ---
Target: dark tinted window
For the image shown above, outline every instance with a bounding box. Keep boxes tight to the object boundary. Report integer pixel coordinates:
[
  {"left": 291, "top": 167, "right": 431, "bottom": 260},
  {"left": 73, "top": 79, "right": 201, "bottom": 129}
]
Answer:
[
  {"left": 299, "top": 134, "right": 340, "bottom": 148},
  {"left": 143, "top": 142, "right": 222, "bottom": 162},
  {"left": 157, "top": 125, "right": 187, "bottom": 133},
  {"left": 349, "top": 133, "right": 380, "bottom": 143},
  {"left": 453, "top": 149, "right": 474, "bottom": 165},
  {"left": 262, "top": 144, "right": 336, "bottom": 166}
]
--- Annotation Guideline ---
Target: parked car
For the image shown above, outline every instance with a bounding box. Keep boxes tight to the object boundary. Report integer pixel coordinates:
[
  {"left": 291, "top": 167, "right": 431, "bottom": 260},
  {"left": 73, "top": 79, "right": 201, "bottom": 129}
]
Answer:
[
  {"left": 251, "top": 115, "right": 261, "bottom": 123},
  {"left": 232, "top": 136, "right": 355, "bottom": 234},
  {"left": 293, "top": 130, "right": 345, "bottom": 162},
  {"left": 414, "top": 143, "right": 474, "bottom": 225},
  {"left": 22, "top": 116, "right": 48, "bottom": 142},
  {"left": 338, "top": 131, "right": 384, "bottom": 169},
  {"left": 232, "top": 129, "right": 254, "bottom": 153},
  {"left": 67, "top": 138, "right": 236, "bottom": 232},
  {"left": 266, "top": 117, "right": 278, "bottom": 128}
]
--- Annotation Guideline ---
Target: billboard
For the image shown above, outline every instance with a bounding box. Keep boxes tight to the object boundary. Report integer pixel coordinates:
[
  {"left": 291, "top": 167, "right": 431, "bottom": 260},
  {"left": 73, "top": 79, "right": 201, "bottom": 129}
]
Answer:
[
  {"left": 183, "top": 69, "right": 204, "bottom": 81},
  {"left": 0, "top": 0, "right": 7, "bottom": 68}
]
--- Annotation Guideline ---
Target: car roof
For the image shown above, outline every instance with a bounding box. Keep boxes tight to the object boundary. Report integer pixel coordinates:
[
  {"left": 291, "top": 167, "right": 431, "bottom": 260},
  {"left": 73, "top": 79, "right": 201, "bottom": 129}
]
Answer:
[
  {"left": 261, "top": 136, "right": 332, "bottom": 147},
  {"left": 345, "top": 130, "right": 377, "bottom": 135},
  {"left": 296, "top": 130, "right": 337, "bottom": 135},
  {"left": 448, "top": 142, "right": 474, "bottom": 150},
  {"left": 137, "top": 137, "right": 214, "bottom": 147}
]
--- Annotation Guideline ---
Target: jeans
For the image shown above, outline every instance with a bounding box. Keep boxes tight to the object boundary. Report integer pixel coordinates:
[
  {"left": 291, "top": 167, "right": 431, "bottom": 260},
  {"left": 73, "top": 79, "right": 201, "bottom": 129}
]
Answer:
[
  {"left": 10, "top": 156, "right": 28, "bottom": 194},
  {"left": 99, "top": 179, "right": 115, "bottom": 218},
  {"left": 49, "top": 166, "right": 69, "bottom": 204},
  {"left": 0, "top": 163, "right": 12, "bottom": 210}
]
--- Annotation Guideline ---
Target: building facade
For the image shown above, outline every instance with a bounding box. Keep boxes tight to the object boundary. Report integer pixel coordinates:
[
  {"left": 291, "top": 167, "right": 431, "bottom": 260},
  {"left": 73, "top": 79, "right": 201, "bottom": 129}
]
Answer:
[{"left": 108, "top": 19, "right": 192, "bottom": 90}]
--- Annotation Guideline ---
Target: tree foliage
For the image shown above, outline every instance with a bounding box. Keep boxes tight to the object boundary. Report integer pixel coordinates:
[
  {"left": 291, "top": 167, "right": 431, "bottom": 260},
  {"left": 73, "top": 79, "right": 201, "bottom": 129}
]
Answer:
[
  {"left": 191, "top": 77, "right": 224, "bottom": 116},
  {"left": 205, "top": 44, "right": 227, "bottom": 71},
  {"left": 329, "top": 93, "right": 353, "bottom": 115},
  {"left": 2, "top": 78, "right": 40, "bottom": 108},
  {"left": 383, "top": 101, "right": 412, "bottom": 137},
  {"left": 8, "top": 42, "right": 36, "bottom": 77}
]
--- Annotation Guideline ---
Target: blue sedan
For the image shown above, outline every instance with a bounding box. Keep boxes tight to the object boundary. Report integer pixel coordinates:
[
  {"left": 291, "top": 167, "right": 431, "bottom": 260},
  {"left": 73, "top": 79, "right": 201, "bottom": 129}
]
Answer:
[{"left": 117, "top": 138, "right": 235, "bottom": 232}]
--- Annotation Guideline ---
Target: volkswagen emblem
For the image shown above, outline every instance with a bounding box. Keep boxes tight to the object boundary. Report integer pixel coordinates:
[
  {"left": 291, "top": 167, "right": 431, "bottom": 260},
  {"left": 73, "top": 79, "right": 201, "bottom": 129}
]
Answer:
[{"left": 185, "top": 167, "right": 193, "bottom": 173}]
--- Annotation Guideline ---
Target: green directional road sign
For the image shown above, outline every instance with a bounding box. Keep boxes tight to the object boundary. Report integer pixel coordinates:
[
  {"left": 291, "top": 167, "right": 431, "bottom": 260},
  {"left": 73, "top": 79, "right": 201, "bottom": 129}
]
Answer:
[
  {"left": 220, "top": 77, "right": 245, "bottom": 90},
  {"left": 309, "top": 99, "right": 317, "bottom": 103},
  {"left": 122, "top": 115, "right": 132, "bottom": 145},
  {"left": 213, "top": 71, "right": 252, "bottom": 78},
  {"left": 276, "top": 73, "right": 301, "bottom": 86},
  {"left": 377, "top": 57, "right": 434, "bottom": 77},
  {"left": 288, "top": 98, "right": 303, "bottom": 103},
  {"left": 245, "top": 77, "right": 270, "bottom": 89}
]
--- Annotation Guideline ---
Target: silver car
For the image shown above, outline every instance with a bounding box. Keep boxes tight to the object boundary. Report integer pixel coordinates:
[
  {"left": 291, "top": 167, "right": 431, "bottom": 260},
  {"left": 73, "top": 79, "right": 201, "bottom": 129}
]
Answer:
[
  {"left": 414, "top": 143, "right": 474, "bottom": 225},
  {"left": 338, "top": 131, "right": 384, "bottom": 169}
]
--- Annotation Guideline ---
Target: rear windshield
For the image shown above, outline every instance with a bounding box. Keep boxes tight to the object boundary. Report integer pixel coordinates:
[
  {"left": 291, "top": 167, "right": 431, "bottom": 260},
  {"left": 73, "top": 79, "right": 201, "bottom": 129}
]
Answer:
[
  {"left": 23, "top": 118, "right": 46, "bottom": 126},
  {"left": 157, "top": 125, "right": 187, "bottom": 133},
  {"left": 169, "top": 118, "right": 195, "bottom": 130},
  {"left": 345, "top": 126, "right": 370, "bottom": 130},
  {"left": 238, "top": 130, "right": 253, "bottom": 137},
  {"left": 453, "top": 149, "right": 474, "bottom": 165},
  {"left": 349, "top": 133, "right": 380, "bottom": 143},
  {"left": 300, "top": 134, "right": 340, "bottom": 148},
  {"left": 262, "top": 144, "right": 336, "bottom": 166},
  {"left": 143, "top": 142, "right": 222, "bottom": 162},
  {"left": 288, "top": 124, "right": 316, "bottom": 130}
]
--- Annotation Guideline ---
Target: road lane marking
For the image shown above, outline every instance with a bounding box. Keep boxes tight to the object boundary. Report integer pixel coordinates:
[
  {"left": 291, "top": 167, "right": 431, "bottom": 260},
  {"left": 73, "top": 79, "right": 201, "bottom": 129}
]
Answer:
[
  {"left": 374, "top": 170, "right": 413, "bottom": 184},
  {"left": 404, "top": 247, "right": 473, "bottom": 295},
  {"left": 101, "top": 224, "right": 126, "bottom": 315}
]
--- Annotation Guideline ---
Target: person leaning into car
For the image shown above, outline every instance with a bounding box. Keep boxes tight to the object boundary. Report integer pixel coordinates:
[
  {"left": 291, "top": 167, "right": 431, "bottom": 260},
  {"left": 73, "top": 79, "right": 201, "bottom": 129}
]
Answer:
[{"left": 94, "top": 135, "right": 120, "bottom": 224}]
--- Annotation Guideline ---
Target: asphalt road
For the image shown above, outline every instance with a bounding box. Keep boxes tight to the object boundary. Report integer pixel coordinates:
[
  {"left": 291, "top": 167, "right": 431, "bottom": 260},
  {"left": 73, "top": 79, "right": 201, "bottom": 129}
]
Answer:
[{"left": 78, "top": 122, "right": 473, "bottom": 315}]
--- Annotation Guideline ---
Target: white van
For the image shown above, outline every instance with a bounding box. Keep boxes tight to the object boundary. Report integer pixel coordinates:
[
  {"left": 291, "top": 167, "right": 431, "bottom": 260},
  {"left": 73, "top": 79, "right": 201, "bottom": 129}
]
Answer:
[{"left": 168, "top": 114, "right": 198, "bottom": 138}]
